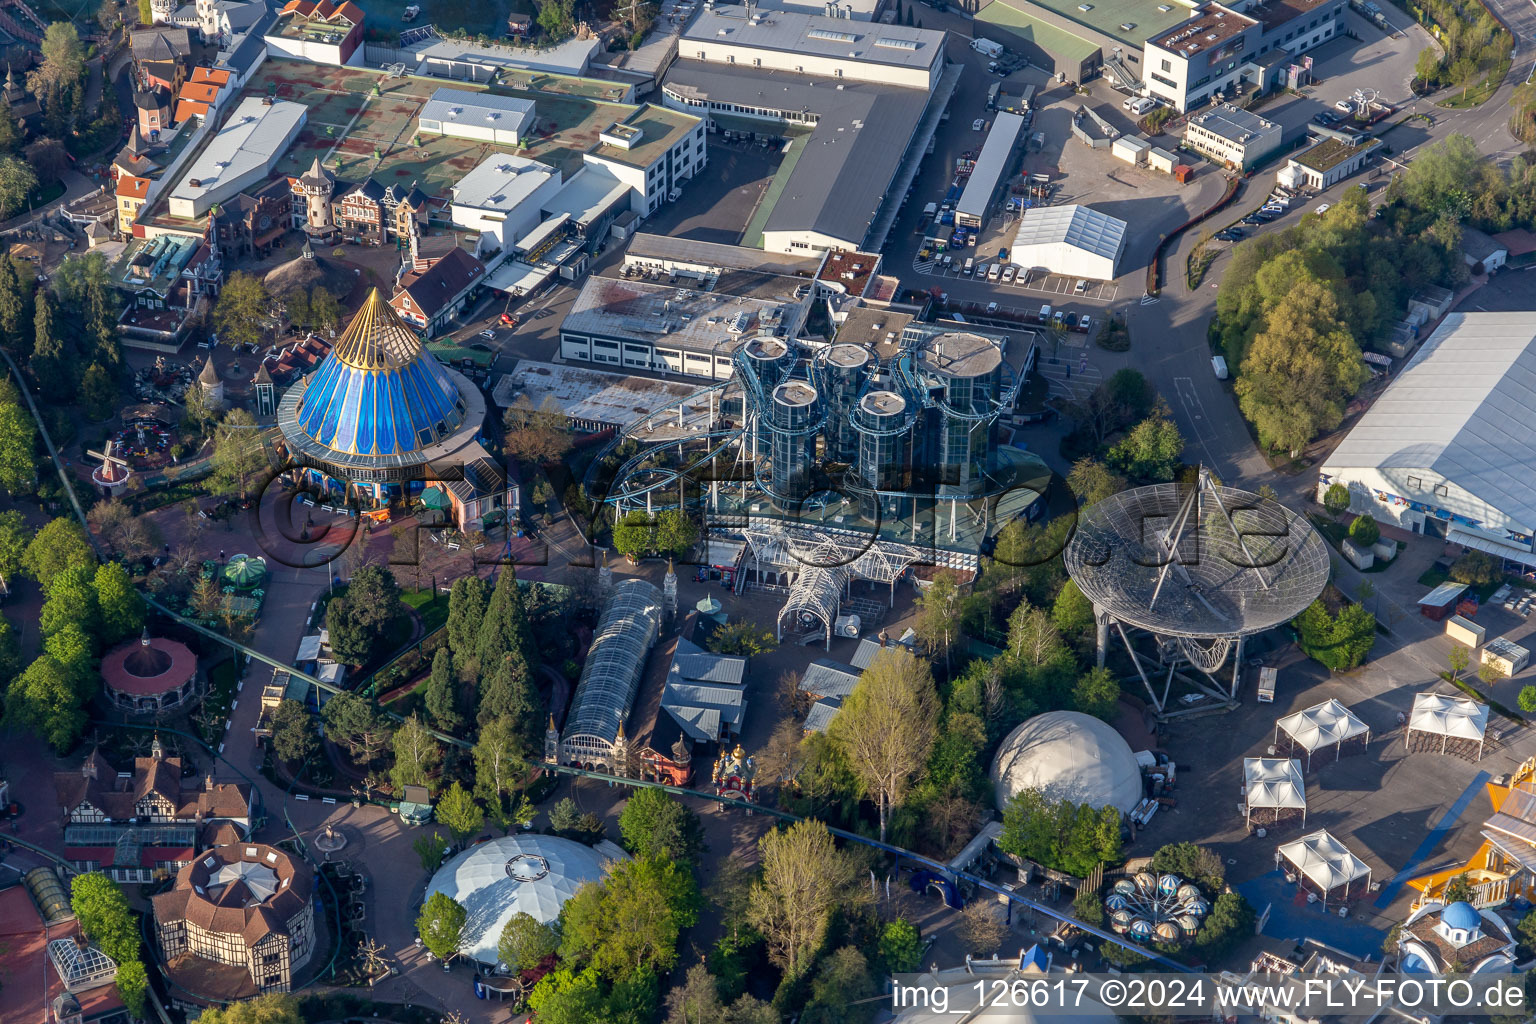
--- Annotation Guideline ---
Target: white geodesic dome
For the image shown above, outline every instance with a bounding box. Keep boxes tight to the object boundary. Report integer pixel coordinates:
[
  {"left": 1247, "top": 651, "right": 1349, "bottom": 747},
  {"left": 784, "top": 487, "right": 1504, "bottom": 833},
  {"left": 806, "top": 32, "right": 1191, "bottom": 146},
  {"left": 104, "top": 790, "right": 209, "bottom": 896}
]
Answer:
[
  {"left": 990, "top": 710, "right": 1143, "bottom": 814},
  {"left": 425, "top": 835, "right": 629, "bottom": 967}
]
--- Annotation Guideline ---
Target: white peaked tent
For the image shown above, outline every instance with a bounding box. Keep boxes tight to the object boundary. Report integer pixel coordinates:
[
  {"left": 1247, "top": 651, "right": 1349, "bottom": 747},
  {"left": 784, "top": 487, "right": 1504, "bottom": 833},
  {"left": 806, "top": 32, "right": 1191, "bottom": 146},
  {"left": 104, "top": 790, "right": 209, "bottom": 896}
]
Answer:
[
  {"left": 1278, "top": 829, "right": 1372, "bottom": 907},
  {"left": 1408, "top": 692, "right": 1489, "bottom": 760},
  {"left": 1275, "top": 699, "right": 1371, "bottom": 769},
  {"left": 1244, "top": 757, "right": 1307, "bottom": 828}
]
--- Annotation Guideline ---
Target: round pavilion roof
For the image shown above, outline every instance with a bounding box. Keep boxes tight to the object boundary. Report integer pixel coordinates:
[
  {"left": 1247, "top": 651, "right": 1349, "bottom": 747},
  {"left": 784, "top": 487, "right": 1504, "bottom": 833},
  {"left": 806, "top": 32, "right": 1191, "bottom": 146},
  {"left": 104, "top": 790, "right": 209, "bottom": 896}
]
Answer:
[
  {"left": 425, "top": 835, "right": 628, "bottom": 966},
  {"left": 991, "top": 710, "right": 1143, "bottom": 814},
  {"left": 288, "top": 289, "right": 470, "bottom": 461},
  {"left": 101, "top": 636, "right": 196, "bottom": 697},
  {"left": 224, "top": 554, "right": 267, "bottom": 589}
]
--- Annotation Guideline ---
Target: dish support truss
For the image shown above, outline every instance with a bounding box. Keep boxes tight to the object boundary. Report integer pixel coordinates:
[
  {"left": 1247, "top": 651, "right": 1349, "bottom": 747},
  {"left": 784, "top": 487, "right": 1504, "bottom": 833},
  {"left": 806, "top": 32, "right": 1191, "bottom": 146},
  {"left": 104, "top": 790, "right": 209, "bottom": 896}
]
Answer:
[
  {"left": 1094, "top": 610, "right": 1246, "bottom": 718},
  {"left": 744, "top": 522, "right": 924, "bottom": 649},
  {"left": 1091, "top": 472, "right": 1265, "bottom": 718}
]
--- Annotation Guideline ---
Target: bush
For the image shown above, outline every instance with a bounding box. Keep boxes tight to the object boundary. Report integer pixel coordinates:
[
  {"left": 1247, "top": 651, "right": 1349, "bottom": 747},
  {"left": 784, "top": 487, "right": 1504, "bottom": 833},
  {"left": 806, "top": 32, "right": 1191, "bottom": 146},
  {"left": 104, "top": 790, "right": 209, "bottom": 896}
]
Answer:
[
  {"left": 1323, "top": 483, "right": 1351, "bottom": 518},
  {"left": 1520, "top": 687, "right": 1536, "bottom": 714},
  {"left": 1348, "top": 513, "right": 1380, "bottom": 547},
  {"left": 1450, "top": 549, "right": 1499, "bottom": 586},
  {"left": 1295, "top": 599, "right": 1376, "bottom": 672}
]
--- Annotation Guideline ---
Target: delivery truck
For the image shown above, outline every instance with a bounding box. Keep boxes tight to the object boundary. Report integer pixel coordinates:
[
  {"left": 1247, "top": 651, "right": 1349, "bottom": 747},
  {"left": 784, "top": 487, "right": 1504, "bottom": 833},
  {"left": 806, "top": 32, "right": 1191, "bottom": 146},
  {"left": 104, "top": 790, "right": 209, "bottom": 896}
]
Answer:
[{"left": 971, "top": 37, "right": 1004, "bottom": 58}]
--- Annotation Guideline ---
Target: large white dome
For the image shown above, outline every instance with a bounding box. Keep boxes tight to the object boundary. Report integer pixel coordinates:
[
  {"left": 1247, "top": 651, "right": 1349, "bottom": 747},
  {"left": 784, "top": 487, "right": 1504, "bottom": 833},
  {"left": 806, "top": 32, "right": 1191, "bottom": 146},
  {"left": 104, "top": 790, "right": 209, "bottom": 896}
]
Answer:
[
  {"left": 991, "top": 710, "right": 1143, "bottom": 814},
  {"left": 425, "top": 835, "right": 629, "bottom": 967}
]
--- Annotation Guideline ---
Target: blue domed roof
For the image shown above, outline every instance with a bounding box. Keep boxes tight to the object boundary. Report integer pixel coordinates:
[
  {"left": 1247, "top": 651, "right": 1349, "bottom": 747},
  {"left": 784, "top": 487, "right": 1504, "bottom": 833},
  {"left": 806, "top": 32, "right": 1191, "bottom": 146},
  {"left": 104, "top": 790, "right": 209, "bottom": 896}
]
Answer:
[
  {"left": 1442, "top": 901, "right": 1481, "bottom": 931},
  {"left": 293, "top": 289, "right": 468, "bottom": 458}
]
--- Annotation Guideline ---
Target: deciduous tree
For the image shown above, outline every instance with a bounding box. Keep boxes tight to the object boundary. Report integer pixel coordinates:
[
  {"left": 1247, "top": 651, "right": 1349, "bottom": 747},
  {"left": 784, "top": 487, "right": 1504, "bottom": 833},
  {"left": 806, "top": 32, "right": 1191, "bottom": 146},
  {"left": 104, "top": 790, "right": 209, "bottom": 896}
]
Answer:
[
  {"left": 558, "top": 855, "right": 700, "bottom": 979},
  {"left": 473, "top": 716, "right": 526, "bottom": 826},
  {"left": 498, "top": 911, "right": 560, "bottom": 974},
  {"left": 417, "top": 891, "right": 467, "bottom": 961},
  {"left": 828, "top": 647, "right": 938, "bottom": 842},
  {"left": 209, "top": 409, "right": 265, "bottom": 500},
  {"left": 435, "top": 781, "right": 484, "bottom": 844},
  {"left": 618, "top": 787, "right": 704, "bottom": 865},
  {"left": 23, "top": 516, "right": 94, "bottom": 584},
  {"left": 94, "top": 562, "right": 144, "bottom": 644},
  {"left": 5, "top": 655, "right": 84, "bottom": 750},
  {"left": 320, "top": 691, "right": 393, "bottom": 763},
  {"left": 748, "top": 820, "right": 869, "bottom": 978},
  {"left": 213, "top": 272, "right": 270, "bottom": 349},
  {"left": 389, "top": 713, "right": 442, "bottom": 792}
]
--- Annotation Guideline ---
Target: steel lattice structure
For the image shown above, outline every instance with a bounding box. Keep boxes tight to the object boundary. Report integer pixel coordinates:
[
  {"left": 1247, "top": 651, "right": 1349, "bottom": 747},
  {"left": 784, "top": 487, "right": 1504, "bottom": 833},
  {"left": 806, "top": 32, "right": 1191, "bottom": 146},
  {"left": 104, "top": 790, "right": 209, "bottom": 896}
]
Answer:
[{"left": 1064, "top": 471, "right": 1329, "bottom": 716}]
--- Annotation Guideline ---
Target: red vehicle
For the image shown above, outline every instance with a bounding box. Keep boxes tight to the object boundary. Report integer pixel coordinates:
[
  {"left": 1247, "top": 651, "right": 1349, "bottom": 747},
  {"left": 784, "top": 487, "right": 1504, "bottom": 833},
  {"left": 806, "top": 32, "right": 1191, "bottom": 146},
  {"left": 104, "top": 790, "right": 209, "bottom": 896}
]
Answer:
[{"left": 499, "top": 312, "right": 520, "bottom": 327}]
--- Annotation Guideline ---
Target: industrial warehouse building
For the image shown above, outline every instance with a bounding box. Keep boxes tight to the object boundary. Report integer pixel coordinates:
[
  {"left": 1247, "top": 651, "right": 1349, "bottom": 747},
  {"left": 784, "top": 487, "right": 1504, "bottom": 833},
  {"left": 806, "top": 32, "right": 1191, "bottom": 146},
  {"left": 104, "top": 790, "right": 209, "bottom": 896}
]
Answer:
[
  {"left": 1319, "top": 313, "right": 1536, "bottom": 568},
  {"left": 955, "top": 112, "right": 1027, "bottom": 230},
  {"left": 417, "top": 88, "right": 537, "bottom": 146},
  {"left": 1010, "top": 204, "right": 1127, "bottom": 281},
  {"left": 976, "top": 0, "right": 1346, "bottom": 111},
  {"left": 1182, "top": 103, "right": 1281, "bottom": 168},
  {"left": 662, "top": 7, "right": 951, "bottom": 255}
]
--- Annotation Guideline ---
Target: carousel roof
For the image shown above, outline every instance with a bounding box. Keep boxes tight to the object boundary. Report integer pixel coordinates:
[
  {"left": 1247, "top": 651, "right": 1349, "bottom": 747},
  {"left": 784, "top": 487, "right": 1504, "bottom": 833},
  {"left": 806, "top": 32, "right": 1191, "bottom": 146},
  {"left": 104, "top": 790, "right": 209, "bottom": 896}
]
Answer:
[{"left": 291, "top": 289, "right": 470, "bottom": 460}]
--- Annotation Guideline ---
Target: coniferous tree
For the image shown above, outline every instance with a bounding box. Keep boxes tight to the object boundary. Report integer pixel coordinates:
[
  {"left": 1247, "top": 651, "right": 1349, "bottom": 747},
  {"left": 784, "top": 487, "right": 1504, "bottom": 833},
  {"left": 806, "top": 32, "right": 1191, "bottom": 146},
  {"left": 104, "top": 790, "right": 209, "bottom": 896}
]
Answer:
[
  {"left": 475, "top": 568, "right": 537, "bottom": 675},
  {"left": 446, "top": 575, "right": 488, "bottom": 679},
  {"left": 31, "top": 291, "right": 69, "bottom": 399},
  {"left": 424, "top": 647, "right": 461, "bottom": 732}
]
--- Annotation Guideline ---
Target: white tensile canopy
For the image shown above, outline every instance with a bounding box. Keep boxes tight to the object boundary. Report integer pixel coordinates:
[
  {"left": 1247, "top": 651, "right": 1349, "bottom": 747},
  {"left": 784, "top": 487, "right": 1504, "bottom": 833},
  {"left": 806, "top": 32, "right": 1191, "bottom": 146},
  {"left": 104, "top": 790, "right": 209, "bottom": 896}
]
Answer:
[
  {"left": 1408, "top": 692, "right": 1488, "bottom": 759},
  {"left": 1274, "top": 699, "right": 1371, "bottom": 768},
  {"left": 1244, "top": 757, "right": 1306, "bottom": 827},
  {"left": 1277, "top": 829, "right": 1372, "bottom": 905}
]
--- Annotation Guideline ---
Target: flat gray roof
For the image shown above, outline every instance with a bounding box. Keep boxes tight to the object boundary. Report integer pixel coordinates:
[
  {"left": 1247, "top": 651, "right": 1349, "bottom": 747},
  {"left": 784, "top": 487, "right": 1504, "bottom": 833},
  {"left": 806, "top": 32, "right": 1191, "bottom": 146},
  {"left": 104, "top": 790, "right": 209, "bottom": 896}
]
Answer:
[
  {"left": 564, "top": 273, "right": 800, "bottom": 355},
  {"left": 542, "top": 165, "right": 629, "bottom": 227},
  {"left": 1012, "top": 204, "right": 1127, "bottom": 261},
  {"left": 662, "top": 61, "right": 929, "bottom": 248},
  {"left": 421, "top": 87, "right": 536, "bottom": 133},
  {"left": 493, "top": 360, "right": 701, "bottom": 429},
  {"left": 1323, "top": 312, "right": 1536, "bottom": 530},
  {"left": 626, "top": 232, "right": 822, "bottom": 277},
  {"left": 957, "top": 111, "right": 1026, "bottom": 221},
  {"left": 450, "top": 154, "right": 559, "bottom": 213},
  {"left": 170, "top": 97, "right": 307, "bottom": 209},
  {"left": 684, "top": 5, "right": 945, "bottom": 70},
  {"left": 1186, "top": 103, "right": 1278, "bottom": 144}
]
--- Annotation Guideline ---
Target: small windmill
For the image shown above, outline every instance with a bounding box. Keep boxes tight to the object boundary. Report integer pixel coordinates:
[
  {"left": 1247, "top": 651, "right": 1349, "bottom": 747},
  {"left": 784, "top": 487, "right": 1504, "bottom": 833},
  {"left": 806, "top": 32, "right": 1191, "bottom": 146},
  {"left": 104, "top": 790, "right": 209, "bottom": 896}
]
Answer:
[{"left": 88, "top": 440, "right": 133, "bottom": 496}]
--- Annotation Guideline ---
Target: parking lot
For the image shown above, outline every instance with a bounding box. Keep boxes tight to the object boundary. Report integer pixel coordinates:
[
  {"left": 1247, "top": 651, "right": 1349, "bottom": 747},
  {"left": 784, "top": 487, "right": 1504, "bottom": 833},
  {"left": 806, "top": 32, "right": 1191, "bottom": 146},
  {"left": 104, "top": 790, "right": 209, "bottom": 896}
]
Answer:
[
  {"left": 918, "top": 256, "right": 1124, "bottom": 302},
  {"left": 640, "top": 132, "right": 786, "bottom": 245},
  {"left": 904, "top": 63, "right": 1228, "bottom": 300}
]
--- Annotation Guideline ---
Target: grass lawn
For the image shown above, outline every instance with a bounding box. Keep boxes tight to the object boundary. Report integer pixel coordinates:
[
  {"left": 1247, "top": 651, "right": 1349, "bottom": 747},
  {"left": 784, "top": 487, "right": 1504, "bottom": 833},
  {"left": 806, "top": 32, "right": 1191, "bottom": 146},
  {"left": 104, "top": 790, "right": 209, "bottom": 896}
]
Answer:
[{"left": 402, "top": 588, "right": 449, "bottom": 634}]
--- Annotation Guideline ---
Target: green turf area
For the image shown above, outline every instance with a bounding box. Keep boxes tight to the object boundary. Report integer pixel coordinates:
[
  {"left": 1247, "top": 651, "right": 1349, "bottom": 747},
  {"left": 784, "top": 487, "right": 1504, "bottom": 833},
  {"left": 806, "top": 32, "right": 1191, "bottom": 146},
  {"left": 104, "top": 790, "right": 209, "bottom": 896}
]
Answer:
[
  {"left": 363, "top": 0, "right": 535, "bottom": 40},
  {"left": 741, "top": 130, "right": 809, "bottom": 249},
  {"left": 245, "top": 59, "right": 632, "bottom": 194},
  {"left": 402, "top": 588, "right": 451, "bottom": 633},
  {"left": 976, "top": 2, "right": 1103, "bottom": 63}
]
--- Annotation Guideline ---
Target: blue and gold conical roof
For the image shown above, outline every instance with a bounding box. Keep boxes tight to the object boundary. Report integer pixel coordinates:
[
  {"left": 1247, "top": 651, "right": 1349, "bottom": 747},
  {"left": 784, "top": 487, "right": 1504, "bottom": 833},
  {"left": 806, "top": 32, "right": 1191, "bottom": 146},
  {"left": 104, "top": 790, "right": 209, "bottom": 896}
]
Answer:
[{"left": 294, "top": 289, "right": 468, "bottom": 458}]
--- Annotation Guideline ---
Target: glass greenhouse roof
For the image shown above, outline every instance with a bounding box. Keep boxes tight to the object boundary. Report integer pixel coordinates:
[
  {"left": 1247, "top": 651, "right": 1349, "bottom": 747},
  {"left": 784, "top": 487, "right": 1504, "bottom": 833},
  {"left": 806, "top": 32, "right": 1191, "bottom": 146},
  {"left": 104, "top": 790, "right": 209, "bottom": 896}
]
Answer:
[{"left": 563, "top": 579, "right": 663, "bottom": 747}]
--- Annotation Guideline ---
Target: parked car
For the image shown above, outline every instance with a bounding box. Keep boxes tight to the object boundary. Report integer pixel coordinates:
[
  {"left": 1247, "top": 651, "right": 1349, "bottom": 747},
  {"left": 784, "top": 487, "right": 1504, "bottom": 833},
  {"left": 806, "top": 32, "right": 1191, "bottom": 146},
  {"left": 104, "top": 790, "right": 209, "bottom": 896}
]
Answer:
[
  {"left": 1073, "top": 279, "right": 1089, "bottom": 294},
  {"left": 1334, "top": 99, "right": 1353, "bottom": 112},
  {"left": 986, "top": 301, "right": 999, "bottom": 313},
  {"left": 1315, "top": 203, "right": 1331, "bottom": 214},
  {"left": 1063, "top": 312, "right": 1079, "bottom": 328},
  {"left": 1002, "top": 265, "right": 1018, "bottom": 283},
  {"left": 1038, "top": 304, "right": 1052, "bottom": 322},
  {"left": 1130, "top": 97, "right": 1156, "bottom": 115},
  {"left": 1077, "top": 315, "right": 1094, "bottom": 334},
  {"left": 997, "top": 247, "right": 1010, "bottom": 262},
  {"left": 499, "top": 312, "right": 519, "bottom": 327},
  {"left": 479, "top": 329, "right": 495, "bottom": 339},
  {"left": 972, "top": 118, "right": 985, "bottom": 130}
]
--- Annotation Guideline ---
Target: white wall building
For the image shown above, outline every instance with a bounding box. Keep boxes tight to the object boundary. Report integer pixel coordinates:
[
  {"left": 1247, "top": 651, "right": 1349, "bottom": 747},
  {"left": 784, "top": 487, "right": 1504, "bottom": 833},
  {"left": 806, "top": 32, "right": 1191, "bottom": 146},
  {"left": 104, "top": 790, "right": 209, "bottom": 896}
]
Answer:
[
  {"left": 448, "top": 154, "right": 563, "bottom": 259},
  {"left": 681, "top": 6, "right": 945, "bottom": 91},
  {"left": 1319, "top": 312, "right": 1536, "bottom": 566},
  {"left": 168, "top": 98, "right": 307, "bottom": 219},
  {"left": 418, "top": 88, "right": 537, "bottom": 146},
  {"left": 1183, "top": 103, "right": 1281, "bottom": 168},
  {"left": 581, "top": 105, "right": 706, "bottom": 218},
  {"left": 1010, "top": 204, "right": 1126, "bottom": 281}
]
